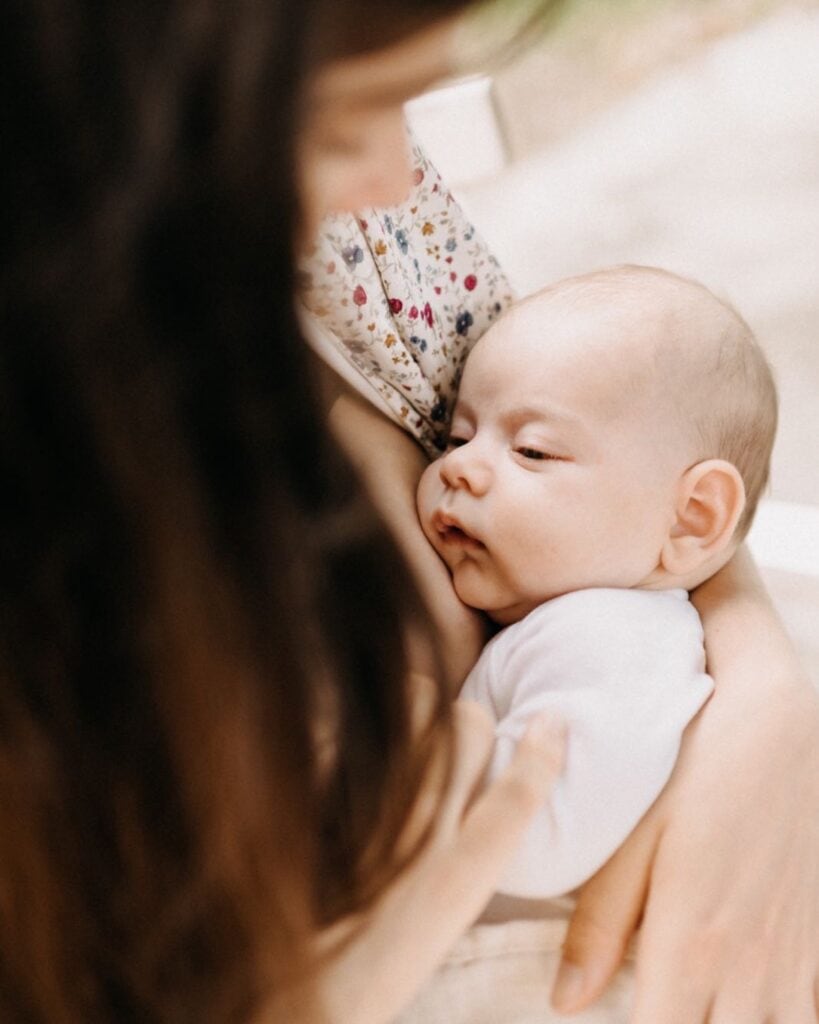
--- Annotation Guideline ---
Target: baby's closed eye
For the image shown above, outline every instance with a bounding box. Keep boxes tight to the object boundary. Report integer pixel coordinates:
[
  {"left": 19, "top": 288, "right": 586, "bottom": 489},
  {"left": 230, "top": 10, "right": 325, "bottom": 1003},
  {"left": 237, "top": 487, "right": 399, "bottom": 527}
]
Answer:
[{"left": 514, "top": 446, "right": 566, "bottom": 462}]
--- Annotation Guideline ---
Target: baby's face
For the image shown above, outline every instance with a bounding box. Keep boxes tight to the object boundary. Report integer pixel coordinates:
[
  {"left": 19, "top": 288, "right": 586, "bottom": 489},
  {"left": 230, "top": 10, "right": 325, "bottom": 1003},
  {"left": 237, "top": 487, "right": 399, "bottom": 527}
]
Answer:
[{"left": 417, "top": 296, "right": 687, "bottom": 624}]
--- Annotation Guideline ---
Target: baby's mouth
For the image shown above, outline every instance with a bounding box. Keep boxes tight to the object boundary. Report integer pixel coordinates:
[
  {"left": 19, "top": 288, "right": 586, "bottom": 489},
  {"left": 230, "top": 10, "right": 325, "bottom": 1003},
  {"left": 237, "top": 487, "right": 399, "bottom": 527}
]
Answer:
[{"left": 434, "top": 512, "right": 485, "bottom": 551}]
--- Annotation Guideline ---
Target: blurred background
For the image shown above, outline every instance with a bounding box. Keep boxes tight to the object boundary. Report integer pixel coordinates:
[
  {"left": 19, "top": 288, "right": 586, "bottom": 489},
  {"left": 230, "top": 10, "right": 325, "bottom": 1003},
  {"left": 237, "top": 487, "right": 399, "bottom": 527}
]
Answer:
[{"left": 408, "top": 0, "right": 819, "bottom": 676}]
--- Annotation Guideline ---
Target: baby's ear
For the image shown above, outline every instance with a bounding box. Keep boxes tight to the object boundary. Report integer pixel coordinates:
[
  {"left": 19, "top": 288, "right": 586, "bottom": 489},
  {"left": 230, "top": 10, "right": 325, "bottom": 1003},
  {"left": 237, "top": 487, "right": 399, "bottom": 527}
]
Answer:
[{"left": 660, "top": 460, "right": 746, "bottom": 577}]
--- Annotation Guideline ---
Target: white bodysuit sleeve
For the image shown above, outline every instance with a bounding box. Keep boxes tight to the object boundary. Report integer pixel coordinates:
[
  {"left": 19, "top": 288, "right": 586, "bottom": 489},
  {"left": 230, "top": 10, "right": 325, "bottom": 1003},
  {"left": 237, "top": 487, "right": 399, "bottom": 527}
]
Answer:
[{"left": 460, "top": 588, "right": 713, "bottom": 899}]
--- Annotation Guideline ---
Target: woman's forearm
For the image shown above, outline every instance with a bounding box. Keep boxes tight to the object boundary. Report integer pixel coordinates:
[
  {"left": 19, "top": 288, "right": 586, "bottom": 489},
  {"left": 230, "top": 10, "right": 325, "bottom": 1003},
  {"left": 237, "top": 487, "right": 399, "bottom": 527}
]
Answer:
[
  {"left": 556, "top": 543, "right": 819, "bottom": 1019},
  {"left": 691, "top": 543, "right": 816, "bottom": 722}
]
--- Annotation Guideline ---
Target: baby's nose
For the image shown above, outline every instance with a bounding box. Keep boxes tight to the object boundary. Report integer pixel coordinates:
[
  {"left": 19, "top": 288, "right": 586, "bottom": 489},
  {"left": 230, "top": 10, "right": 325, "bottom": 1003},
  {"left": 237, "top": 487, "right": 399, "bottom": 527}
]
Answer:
[{"left": 438, "top": 444, "right": 491, "bottom": 495}]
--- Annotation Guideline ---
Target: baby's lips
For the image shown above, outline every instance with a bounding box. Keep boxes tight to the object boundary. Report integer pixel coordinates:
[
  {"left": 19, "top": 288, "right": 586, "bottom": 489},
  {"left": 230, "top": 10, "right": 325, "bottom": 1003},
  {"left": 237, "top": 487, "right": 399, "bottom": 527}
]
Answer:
[
  {"left": 434, "top": 508, "right": 469, "bottom": 535},
  {"left": 433, "top": 509, "right": 485, "bottom": 549},
  {"left": 433, "top": 508, "right": 451, "bottom": 528}
]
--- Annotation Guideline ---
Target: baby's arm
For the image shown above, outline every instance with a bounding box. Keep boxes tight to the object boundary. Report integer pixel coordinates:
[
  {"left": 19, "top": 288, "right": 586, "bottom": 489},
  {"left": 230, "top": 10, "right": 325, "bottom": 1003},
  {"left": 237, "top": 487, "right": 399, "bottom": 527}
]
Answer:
[{"left": 462, "top": 588, "right": 713, "bottom": 899}]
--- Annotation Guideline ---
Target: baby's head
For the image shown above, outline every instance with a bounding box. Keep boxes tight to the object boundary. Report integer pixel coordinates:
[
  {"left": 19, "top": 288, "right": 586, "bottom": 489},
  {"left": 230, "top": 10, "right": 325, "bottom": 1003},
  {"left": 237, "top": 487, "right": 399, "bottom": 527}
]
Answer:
[{"left": 417, "top": 265, "right": 777, "bottom": 624}]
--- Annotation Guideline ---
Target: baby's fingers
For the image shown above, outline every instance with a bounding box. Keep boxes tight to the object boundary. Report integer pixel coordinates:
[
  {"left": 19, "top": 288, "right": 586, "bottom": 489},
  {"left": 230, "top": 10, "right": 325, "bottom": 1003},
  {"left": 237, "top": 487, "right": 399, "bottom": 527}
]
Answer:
[{"left": 457, "top": 712, "right": 566, "bottom": 876}]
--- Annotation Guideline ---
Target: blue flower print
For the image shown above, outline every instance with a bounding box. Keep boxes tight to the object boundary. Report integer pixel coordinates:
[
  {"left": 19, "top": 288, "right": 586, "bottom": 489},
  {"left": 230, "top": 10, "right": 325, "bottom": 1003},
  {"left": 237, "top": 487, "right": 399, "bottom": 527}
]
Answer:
[
  {"left": 445, "top": 237, "right": 457, "bottom": 252},
  {"left": 413, "top": 257, "right": 421, "bottom": 284},
  {"left": 395, "top": 229, "right": 409, "bottom": 255},
  {"left": 409, "top": 335, "right": 428, "bottom": 352},
  {"left": 383, "top": 214, "right": 393, "bottom": 235},
  {"left": 430, "top": 398, "right": 448, "bottom": 423},
  {"left": 341, "top": 244, "right": 364, "bottom": 268},
  {"left": 455, "top": 311, "right": 474, "bottom": 336},
  {"left": 463, "top": 226, "right": 475, "bottom": 241}
]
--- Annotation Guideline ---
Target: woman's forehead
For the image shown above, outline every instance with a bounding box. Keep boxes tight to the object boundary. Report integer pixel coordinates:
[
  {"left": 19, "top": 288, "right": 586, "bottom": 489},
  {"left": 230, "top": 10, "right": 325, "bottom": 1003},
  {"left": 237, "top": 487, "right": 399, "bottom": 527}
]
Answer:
[{"left": 307, "top": 16, "right": 460, "bottom": 114}]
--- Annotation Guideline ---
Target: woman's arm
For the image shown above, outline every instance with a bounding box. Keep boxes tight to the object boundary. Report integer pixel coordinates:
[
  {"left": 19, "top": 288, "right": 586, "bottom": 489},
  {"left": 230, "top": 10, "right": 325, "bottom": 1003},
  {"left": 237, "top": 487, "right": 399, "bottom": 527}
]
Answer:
[
  {"left": 552, "top": 544, "right": 819, "bottom": 1022},
  {"left": 270, "top": 701, "right": 565, "bottom": 1024},
  {"left": 312, "top": 703, "right": 565, "bottom": 1024},
  {"left": 691, "top": 543, "right": 810, "bottom": 703},
  {"left": 328, "top": 388, "right": 489, "bottom": 690}
]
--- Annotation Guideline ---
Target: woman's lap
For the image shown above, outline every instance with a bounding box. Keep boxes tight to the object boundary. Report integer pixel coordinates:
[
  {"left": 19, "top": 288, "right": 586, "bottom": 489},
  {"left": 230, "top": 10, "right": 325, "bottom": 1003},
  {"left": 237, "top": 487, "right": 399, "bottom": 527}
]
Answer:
[{"left": 397, "top": 919, "right": 634, "bottom": 1024}]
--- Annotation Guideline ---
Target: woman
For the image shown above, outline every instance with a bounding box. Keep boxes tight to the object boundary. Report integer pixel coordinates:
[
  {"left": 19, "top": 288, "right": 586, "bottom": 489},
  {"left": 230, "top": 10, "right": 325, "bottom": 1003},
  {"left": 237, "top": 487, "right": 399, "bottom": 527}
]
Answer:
[
  {"left": 0, "top": 3, "right": 563, "bottom": 1021},
  {"left": 2, "top": 2, "right": 817, "bottom": 1023}
]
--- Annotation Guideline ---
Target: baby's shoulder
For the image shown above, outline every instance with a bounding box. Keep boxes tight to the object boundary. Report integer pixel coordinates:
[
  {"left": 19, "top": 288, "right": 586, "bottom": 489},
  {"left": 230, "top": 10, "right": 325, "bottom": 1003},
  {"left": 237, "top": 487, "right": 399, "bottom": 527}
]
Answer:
[
  {"left": 463, "top": 588, "right": 709, "bottom": 715},
  {"left": 520, "top": 586, "right": 699, "bottom": 635},
  {"left": 489, "top": 588, "right": 703, "bottom": 678}
]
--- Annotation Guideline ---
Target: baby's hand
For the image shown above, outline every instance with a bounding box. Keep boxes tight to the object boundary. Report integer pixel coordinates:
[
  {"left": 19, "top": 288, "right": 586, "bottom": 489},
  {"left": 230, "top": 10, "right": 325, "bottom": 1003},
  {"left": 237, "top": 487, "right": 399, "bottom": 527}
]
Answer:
[{"left": 315, "top": 702, "right": 566, "bottom": 1024}]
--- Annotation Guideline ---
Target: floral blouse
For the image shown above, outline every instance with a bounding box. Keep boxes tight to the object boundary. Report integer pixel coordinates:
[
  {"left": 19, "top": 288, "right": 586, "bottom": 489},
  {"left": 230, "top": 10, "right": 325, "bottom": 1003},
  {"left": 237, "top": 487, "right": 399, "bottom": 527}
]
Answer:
[{"left": 299, "top": 137, "right": 514, "bottom": 458}]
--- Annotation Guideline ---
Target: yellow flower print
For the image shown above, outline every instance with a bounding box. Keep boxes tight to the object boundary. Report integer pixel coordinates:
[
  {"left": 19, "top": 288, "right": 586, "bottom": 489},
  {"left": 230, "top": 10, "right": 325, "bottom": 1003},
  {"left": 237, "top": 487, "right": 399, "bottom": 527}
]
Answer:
[{"left": 421, "top": 222, "right": 435, "bottom": 236}]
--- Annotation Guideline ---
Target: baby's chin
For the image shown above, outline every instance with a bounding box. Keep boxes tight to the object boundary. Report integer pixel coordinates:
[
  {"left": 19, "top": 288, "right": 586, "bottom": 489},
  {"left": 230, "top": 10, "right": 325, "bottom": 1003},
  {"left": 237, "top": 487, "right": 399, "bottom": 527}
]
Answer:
[
  {"left": 484, "top": 603, "right": 534, "bottom": 627},
  {"left": 451, "top": 574, "right": 534, "bottom": 627}
]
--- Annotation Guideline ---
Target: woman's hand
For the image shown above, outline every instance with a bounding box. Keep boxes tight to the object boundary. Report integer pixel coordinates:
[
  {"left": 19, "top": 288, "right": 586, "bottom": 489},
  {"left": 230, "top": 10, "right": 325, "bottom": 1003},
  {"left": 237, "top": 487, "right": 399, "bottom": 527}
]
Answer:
[
  {"left": 552, "top": 547, "right": 819, "bottom": 1022},
  {"left": 317, "top": 701, "right": 566, "bottom": 1024}
]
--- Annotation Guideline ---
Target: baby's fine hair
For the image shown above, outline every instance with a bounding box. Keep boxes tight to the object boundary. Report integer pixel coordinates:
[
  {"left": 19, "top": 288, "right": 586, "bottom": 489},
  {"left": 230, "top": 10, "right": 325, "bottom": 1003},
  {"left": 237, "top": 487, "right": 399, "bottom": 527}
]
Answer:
[{"left": 532, "top": 265, "right": 778, "bottom": 540}]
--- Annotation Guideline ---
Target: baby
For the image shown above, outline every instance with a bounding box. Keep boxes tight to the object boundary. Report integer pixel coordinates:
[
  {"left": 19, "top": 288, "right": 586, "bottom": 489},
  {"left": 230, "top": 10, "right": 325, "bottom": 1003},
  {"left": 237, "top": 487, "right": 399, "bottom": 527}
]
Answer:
[{"left": 417, "top": 264, "right": 777, "bottom": 900}]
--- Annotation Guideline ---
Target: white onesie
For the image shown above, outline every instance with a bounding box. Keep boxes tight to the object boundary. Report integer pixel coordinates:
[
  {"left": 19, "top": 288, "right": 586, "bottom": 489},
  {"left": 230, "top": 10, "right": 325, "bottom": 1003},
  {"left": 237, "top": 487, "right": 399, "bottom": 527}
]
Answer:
[{"left": 460, "top": 587, "right": 713, "bottom": 900}]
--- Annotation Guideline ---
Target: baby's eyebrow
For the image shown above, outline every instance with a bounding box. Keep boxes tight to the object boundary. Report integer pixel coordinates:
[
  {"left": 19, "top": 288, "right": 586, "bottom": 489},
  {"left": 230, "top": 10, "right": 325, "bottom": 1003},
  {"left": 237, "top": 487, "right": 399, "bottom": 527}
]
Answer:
[
  {"left": 453, "top": 399, "right": 586, "bottom": 433},
  {"left": 504, "top": 404, "right": 583, "bottom": 428}
]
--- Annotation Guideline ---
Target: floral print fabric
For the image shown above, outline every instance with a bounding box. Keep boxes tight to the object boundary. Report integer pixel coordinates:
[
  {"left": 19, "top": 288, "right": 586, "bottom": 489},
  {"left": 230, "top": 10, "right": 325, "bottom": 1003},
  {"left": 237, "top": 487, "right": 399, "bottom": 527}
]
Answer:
[{"left": 299, "top": 138, "right": 514, "bottom": 458}]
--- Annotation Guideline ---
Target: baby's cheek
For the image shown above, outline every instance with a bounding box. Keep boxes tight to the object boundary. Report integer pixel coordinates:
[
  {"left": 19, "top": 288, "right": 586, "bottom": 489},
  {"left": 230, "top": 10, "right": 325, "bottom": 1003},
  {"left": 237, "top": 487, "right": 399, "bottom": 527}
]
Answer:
[{"left": 416, "top": 463, "right": 443, "bottom": 542}]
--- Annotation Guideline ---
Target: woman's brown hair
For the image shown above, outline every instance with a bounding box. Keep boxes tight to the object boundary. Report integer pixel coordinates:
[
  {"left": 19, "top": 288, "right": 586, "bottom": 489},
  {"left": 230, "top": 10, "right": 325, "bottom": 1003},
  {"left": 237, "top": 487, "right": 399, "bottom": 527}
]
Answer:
[{"left": 0, "top": 0, "right": 559, "bottom": 1020}]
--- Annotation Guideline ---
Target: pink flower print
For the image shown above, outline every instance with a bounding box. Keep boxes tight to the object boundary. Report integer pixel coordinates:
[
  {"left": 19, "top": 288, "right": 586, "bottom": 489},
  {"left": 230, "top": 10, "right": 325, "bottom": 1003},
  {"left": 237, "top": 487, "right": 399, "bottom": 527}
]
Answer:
[
  {"left": 449, "top": 271, "right": 457, "bottom": 282},
  {"left": 413, "top": 167, "right": 425, "bottom": 186},
  {"left": 326, "top": 261, "right": 336, "bottom": 274},
  {"left": 389, "top": 297, "right": 403, "bottom": 314},
  {"left": 423, "top": 302, "right": 433, "bottom": 327},
  {"left": 353, "top": 285, "right": 367, "bottom": 306},
  {"left": 464, "top": 274, "right": 478, "bottom": 291},
  {"left": 408, "top": 305, "right": 419, "bottom": 321}
]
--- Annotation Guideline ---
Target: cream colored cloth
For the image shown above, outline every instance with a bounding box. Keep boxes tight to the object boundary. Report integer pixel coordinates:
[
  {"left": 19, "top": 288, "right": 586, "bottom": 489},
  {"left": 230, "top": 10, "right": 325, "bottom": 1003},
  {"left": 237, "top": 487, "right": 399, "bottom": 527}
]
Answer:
[
  {"left": 299, "top": 133, "right": 513, "bottom": 458},
  {"left": 396, "top": 917, "right": 634, "bottom": 1024}
]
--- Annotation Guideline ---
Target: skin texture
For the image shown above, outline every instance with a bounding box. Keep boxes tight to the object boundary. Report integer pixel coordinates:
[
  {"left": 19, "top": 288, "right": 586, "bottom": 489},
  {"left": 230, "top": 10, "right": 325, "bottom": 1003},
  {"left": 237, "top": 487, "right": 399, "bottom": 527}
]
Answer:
[
  {"left": 313, "top": 702, "right": 566, "bottom": 1024},
  {"left": 300, "top": 21, "right": 819, "bottom": 1024},
  {"left": 416, "top": 290, "right": 745, "bottom": 625},
  {"left": 298, "top": 17, "right": 460, "bottom": 237},
  {"left": 329, "top": 388, "right": 489, "bottom": 690},
  {"left": 416, "top": 303, "right": 677, "bottom": 624},
  {"left": 554, "top": 548, "right": 819, "bottom": 1022}
]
